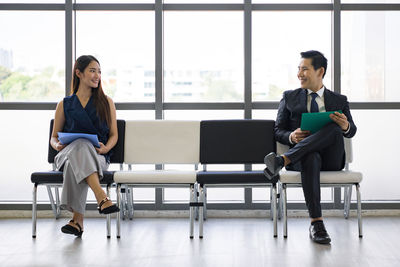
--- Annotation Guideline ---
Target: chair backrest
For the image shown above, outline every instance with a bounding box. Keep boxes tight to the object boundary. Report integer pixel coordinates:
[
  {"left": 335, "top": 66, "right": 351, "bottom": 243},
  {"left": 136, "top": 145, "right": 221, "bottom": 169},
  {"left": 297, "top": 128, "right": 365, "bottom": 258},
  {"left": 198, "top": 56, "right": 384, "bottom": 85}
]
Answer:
[
  {"left": 110, "top": 120, "right": 126, "bottom": 164},
  {"left": 48, "top": 119, "right": 58, "bottom": 163},
  {"left": 200, "top": 120, "right": 276, "bottom": 164},
  {"left": 276, "top": 137, "right": 353, "bottom": 164},
  {"left": 47, "top": 119, "right": 125, "bottom": 164},
  {"left": 124, "top": 120, "right": 200, "bottom": 164}
]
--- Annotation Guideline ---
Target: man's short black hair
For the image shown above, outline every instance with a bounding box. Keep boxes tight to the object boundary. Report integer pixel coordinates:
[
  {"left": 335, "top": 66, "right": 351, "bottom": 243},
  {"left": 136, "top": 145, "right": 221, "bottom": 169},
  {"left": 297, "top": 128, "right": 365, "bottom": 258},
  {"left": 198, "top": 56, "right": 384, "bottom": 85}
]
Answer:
[{"left": 300, "top": 50, "right": 328, "bottom": 78}]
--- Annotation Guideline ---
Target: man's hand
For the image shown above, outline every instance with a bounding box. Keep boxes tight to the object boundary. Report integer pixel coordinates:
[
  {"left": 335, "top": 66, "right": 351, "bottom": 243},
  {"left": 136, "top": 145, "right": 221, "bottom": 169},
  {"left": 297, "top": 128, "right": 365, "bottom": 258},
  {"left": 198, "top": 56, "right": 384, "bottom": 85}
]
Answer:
[
  {"left": 95, "top": 142, "right": 108, "bottom": 155},
  {"left": 329, "top": 112, "right": 349, "bottom": 131},
  {"left": 290, "top": 128, "right": 311, "bottom": 144}
]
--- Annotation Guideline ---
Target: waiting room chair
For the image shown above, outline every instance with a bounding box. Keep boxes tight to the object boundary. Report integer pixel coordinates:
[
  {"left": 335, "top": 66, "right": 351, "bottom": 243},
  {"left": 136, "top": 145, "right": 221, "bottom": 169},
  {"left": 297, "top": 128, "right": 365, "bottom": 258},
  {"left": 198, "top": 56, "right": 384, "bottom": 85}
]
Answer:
[
  {"left": 31, "top": 119, "right": 125, "bottom": 238},
  {"left": 197, "top": 120, "right": 278, "bottom": 238},
  {"left": 114, "top": 120, "right": 200, "bottom": 238},
  {"left": 277, "top": 138, "right": 363, "bottom": 238}
]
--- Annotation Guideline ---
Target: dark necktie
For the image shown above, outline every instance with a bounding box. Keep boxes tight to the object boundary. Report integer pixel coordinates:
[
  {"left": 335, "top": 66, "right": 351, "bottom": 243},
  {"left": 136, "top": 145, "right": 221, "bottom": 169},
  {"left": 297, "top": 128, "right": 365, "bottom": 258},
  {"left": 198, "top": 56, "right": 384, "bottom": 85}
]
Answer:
[{"left": 310, "top": 92, "right": 319, "bottom": 113}]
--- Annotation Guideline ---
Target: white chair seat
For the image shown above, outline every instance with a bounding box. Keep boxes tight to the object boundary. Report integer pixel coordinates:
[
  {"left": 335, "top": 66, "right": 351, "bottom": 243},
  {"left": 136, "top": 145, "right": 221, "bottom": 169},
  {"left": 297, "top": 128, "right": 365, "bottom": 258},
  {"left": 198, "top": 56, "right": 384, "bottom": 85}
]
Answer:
[
  {"left": 279, "top": 170, "right": 363, "bottom": 184},
  {"left": 114, "top": 170, "right": 197, "bottom": 184}
]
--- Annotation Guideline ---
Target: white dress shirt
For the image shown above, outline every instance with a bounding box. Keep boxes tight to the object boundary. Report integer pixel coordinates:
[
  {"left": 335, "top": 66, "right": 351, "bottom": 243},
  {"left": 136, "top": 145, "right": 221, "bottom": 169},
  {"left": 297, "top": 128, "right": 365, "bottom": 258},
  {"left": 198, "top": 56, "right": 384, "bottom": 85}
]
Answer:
[
  {"left": 307, "top": 87, "right": 326, "bottom": 113},
  {"left": 288, "top": 86, "right": 350, "bottom": 144}
]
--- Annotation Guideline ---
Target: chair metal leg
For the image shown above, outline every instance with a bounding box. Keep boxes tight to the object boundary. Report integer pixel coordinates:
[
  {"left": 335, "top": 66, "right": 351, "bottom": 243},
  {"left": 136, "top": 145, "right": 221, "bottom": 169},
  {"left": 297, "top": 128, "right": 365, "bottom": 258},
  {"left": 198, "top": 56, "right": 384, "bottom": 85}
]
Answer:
[
  {"left": 46, "top": 185, "right": 58, "bottom": 219},
  {"left": 203, "top": 186, "right": 207, "bottom": 221},
  {"left": 133, "top": 187, "right": 136, "bottom": 219},
  {"left": 282, "top": 184, "right": 288, "bottom": 238},
  {"left": 121, "top": 186, "right": 128, "bottom": 220},
  {"left": 356, "top": 183, "right": 363, "bottom": 238},
  {"left": 277, "top": 183, "right": 282, "bottom": 220},
  {"left": 269, "top": 186, "right": 273, "bottom": 221},
  {"left": 116, "top": 184, "right": 121, "bottom": 238},
  {"left": 127, "top": 187, "right": 134, "bottom": 220},
  {"left": 343, "top": 186, "right": 348, "bottom": 219},
  {"left": 199, "top": 185, "right": 204, "bottom": 238},
  {"left": 32, "top": 184, "right": 38, "bottom": 238},
  {"left": 194, "top": 183, "right": 199, "bottom": 221},
  {"left": 55, "top": 186, "right": 61, "bottom": 219},
  {"left": 106, "top": 185, "right": 111, "bottom": 238},
  {"left": 272, "top": 184, "right": 277, "bottom": 237},
  {"left": 344, "top": 185, "right": 352, "bottom": 219},
  {"left": 347, "top": 185, "right": 353, "bottom": 217},
  {"left": 189, "top": 185, "right": 194, "bottom": 239}
]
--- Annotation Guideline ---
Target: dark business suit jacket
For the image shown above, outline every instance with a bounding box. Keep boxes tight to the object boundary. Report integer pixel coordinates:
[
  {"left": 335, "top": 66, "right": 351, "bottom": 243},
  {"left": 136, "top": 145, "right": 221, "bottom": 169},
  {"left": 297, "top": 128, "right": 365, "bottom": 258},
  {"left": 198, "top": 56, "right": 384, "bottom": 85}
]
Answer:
[{"left": 274, "top": 88, "right": 357, "bottom": 146}]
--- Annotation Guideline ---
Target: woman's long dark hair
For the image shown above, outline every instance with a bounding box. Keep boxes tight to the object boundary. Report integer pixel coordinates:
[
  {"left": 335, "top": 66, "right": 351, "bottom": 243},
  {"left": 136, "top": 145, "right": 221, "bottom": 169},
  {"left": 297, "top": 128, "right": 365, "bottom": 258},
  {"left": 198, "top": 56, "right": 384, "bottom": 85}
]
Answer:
[{"left": 71, "top": 55, "right": 111, "bottom": 126}]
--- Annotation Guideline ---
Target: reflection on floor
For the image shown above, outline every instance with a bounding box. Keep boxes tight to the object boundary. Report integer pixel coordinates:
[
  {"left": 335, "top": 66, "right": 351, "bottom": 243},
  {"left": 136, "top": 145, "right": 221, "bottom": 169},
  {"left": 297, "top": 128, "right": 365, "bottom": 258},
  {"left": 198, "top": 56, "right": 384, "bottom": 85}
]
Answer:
[{"left": 1, "top": 216, "right": 400, "bottom": 267}]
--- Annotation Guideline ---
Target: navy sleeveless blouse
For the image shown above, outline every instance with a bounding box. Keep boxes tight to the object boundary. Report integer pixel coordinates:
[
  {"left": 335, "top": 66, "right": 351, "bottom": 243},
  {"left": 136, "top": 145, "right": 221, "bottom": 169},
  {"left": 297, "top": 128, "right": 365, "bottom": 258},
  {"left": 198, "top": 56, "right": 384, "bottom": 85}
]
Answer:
[{"left": 63, "top": 94, "right": 111, "bottom": 162}]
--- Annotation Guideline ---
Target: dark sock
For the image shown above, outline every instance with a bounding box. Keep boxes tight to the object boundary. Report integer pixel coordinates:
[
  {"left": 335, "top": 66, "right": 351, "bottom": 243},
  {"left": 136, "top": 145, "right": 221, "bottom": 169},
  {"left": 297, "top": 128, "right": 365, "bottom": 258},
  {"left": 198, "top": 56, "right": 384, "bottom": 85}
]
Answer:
[{"left": 311, "top": 220, "right": 323, "bottom": 225}]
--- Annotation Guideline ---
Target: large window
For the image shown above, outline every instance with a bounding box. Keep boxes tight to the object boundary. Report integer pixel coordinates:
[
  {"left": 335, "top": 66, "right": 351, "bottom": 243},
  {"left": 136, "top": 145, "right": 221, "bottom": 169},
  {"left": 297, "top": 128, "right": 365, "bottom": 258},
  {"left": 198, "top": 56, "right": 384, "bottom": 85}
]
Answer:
[
  {"left": 252, "top": 11, "right": 332, "bottom": 101},
  {"left": 164, "top": 11, "right": 243, "bottom": 102},
  {"left": 77, "top": 0, "right": 154, "bottom": 2},
  {"left": 0, "top": 110, "right": 53, "bottom": 201},
  {"left": 164, "top": 0, "right": 242, "bottom": 3},
  {"left": 0, "top": 11, "right": 64, "bottom": 102},
  {"left": 1, "top": 1, "right": 400, "bottom": 208},
  {"left": 76, "top": 11, "right": 155, "bottom": 102},
  {"left": 3, "top": 0, "right": 63, "bottom": 3},
  {"left": 350, "top": 110, "right": 400, "bottom": 201},
  {"left": 342, "top": 11, "right": 400, "bottom": 102},
  {"left": 253, "top": 0, "right": 331, "bottom": 2},
  {"left": 342, "top": 0, "right": 400, "bottom": 3}
]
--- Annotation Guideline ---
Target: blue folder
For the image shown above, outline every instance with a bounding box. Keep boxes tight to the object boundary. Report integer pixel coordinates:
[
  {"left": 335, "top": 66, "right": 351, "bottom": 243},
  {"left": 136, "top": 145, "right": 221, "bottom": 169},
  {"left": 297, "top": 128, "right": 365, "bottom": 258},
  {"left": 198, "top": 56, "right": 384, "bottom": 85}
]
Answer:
[{"left": 57, "top": 132, "right": 100, "bottom": 148}]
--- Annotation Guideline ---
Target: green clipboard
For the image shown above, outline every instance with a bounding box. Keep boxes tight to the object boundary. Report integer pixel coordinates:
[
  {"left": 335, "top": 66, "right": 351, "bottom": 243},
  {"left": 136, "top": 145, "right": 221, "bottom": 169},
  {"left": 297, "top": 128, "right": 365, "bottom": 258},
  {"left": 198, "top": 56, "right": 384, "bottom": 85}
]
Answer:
[{"left": 300, "top": 110, "right": 342, "bottom": 134}]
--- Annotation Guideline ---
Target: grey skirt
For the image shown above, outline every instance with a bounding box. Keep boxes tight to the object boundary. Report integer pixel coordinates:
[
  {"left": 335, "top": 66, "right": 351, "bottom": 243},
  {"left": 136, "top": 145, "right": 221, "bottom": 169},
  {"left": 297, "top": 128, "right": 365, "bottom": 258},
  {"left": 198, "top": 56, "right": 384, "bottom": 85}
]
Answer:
[{"left": 55, "top": 138, "right": 109, "bottom": 214}]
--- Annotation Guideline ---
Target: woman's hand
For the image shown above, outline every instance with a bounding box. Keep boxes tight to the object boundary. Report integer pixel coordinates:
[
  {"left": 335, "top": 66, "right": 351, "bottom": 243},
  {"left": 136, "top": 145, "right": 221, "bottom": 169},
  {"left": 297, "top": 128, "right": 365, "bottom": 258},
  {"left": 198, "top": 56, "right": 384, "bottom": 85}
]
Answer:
[
  {"left": 95, "top": 142, "right": 108, "bottom": 155},
  {"left": 55, "top": 142, "right": 66, "bottom": 152}
]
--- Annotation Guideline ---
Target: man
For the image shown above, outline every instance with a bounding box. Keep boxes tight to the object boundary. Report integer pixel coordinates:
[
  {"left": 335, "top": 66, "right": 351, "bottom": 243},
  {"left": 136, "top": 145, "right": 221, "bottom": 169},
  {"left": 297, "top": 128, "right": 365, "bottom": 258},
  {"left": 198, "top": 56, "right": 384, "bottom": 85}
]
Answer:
[{"left": 264, "top": 50, "right": 357, "bottom": 244}]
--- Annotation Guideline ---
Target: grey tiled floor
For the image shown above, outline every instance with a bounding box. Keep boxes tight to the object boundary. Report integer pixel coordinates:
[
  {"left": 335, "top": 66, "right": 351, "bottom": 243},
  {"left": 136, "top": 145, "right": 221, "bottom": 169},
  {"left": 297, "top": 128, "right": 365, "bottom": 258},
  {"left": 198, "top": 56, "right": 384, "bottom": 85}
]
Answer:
[{"left": 1, "top": 216, "right": 400, "bottom": 267}]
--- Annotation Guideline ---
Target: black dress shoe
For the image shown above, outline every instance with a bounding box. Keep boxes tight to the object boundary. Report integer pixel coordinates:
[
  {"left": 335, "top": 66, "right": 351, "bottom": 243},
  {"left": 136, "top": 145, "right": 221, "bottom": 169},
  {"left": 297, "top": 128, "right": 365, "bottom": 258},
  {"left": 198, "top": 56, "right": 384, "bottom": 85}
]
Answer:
[
  {"left": 263, "top": 152, "right": 284, "bottom": 180},
  {"left": 309, "top": 221, "right": 331, "bottom": 244}
]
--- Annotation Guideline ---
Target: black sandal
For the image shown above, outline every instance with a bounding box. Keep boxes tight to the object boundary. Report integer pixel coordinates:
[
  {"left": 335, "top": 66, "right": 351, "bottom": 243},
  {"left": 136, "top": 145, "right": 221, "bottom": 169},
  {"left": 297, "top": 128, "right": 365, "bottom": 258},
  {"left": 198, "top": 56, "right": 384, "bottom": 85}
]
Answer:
[
  {"left": 98, "top": 197, "right": 120, "bottom": 214},
  {"left": 61, "top": 220, "right": 83, "bottom": 237}
]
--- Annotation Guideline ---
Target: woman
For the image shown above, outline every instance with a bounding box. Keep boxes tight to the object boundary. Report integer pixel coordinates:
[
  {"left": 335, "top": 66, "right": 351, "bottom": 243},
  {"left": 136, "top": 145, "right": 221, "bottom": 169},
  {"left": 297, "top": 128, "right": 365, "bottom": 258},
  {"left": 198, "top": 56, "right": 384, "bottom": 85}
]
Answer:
[{"left": 50, "top": 55, "right": 119, "bottom": 237}]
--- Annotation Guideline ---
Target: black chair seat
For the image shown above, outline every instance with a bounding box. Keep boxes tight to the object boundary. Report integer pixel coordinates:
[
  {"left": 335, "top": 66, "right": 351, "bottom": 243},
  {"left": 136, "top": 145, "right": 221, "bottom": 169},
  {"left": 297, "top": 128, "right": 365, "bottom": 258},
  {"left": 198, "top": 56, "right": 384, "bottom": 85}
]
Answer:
[
  {"left": 31, "top": 171, "right": 115, "bottom": 185},
  {"left": 197, "top": 170, "right": 277, "bottom": 184}
]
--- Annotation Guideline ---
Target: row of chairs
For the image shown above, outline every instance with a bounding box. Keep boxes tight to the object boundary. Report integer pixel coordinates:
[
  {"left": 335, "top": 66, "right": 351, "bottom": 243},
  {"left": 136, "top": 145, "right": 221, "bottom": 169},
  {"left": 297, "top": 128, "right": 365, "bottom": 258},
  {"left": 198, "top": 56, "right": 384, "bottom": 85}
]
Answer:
[{"left": 31, "top": 119, "right": 362, "bottom": 239}]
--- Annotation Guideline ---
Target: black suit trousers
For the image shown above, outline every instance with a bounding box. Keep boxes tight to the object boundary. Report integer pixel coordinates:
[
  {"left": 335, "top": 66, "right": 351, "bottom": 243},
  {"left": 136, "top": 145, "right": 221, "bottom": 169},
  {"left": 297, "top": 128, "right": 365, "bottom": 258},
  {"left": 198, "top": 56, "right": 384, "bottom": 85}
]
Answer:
[{"left": 284, "top": 123, "right": 345, "bottom": 218}]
